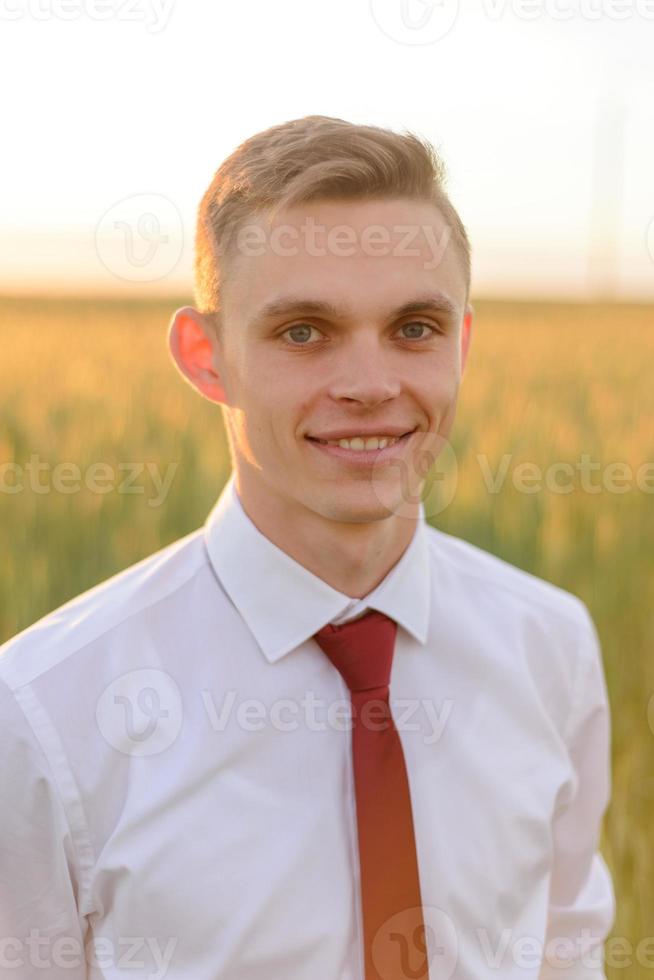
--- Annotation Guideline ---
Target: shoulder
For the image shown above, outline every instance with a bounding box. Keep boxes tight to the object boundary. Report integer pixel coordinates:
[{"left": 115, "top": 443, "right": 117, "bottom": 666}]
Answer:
[
  {"left": 0, "top": 527, "right": 210, "bottom": 692},
  {"left": 422, "top": 524, "right": 604, "bottom": 743},
  {"left": 423, "top": 522, "right": 591, "bottom": 633}
]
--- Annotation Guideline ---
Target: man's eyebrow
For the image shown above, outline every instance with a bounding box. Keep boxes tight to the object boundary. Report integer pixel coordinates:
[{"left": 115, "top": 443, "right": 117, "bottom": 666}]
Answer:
[{"left": 252, "top": 292, "right": 460, "bottom": 324}]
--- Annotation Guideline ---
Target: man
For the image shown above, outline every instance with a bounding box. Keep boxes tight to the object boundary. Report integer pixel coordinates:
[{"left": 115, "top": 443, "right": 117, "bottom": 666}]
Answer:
[{"left": 0, "top": 115, "right": 614, "bottom": 979}]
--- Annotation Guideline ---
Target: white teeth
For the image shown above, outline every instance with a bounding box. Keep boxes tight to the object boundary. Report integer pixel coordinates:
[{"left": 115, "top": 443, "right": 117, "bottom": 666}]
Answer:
[{"left": 325, "top": 435, "right": 400, "bottom": 450}]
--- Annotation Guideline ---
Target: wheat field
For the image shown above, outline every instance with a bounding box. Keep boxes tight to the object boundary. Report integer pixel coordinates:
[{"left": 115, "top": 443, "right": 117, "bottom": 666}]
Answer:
[{"left": 1, "top": 295, "right": 653, "bottom": 975}]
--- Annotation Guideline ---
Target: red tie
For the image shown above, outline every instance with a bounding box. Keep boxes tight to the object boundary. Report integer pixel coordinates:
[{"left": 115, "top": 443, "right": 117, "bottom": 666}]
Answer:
[{"left": 314, "top": 609, "right": 430, "bottom": 980}]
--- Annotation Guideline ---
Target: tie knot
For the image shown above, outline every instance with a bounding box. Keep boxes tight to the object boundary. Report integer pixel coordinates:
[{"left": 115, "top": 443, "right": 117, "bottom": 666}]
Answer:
[{"left": 313, "top": 609, "right": 398, "bottom": 694}]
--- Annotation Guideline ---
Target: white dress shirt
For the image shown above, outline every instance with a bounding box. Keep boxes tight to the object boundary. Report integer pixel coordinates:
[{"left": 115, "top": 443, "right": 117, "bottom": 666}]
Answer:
[{"left": 0, "top": 472, "right": 615, "bottom": 979}]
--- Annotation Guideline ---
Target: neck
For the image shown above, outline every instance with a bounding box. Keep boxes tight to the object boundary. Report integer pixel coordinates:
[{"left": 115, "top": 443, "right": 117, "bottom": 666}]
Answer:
[{"left": 232, "top": 470, "right": 420, "bottom": 599}]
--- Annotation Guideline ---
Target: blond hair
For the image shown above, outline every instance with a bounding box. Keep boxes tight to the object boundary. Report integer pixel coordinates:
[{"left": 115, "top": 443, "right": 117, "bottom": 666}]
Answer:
[{"left": 194, "top": 115, "right": 471, "bottom": 318}]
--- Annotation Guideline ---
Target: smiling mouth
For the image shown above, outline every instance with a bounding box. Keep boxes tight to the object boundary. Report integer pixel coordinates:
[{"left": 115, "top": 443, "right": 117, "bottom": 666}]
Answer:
[{"left": 305, "top": 429, "right": 417, "bottom": 452}]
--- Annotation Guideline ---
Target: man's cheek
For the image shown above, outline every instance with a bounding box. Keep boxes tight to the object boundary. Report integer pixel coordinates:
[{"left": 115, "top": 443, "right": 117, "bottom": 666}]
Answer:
[{"left": 429, "top": 370, "right": 459, "bottom": 403}]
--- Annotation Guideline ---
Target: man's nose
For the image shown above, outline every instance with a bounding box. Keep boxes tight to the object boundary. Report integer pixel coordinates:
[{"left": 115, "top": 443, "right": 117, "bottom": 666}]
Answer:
[{"left": 326, "top": 335, "right": 402, "bottom": 405}]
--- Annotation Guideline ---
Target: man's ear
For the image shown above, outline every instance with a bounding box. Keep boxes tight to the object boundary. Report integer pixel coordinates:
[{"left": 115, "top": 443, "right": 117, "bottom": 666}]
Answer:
[
  {"left": 460, "top": 303, "right": 474, "bottom": 376},
  {"left": 167, "top": 306, "right": 227, "bottom": 404}
]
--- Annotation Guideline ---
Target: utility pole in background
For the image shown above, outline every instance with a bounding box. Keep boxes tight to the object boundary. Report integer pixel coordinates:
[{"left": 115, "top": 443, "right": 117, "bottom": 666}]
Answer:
[{"left": 588, "top": 82, "right": 626, "bottom": 300}]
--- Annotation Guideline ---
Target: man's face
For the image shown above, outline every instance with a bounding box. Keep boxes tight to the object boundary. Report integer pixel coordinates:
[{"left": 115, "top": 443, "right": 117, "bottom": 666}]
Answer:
[{"left": 178, "top": 196, "right": 472, "bottom": 524}]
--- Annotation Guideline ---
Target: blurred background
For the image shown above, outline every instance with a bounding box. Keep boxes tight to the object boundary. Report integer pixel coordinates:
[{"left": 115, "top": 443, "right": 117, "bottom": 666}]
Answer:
[{"left": 1, "top": 0, "right": 653, "bottom": 974}]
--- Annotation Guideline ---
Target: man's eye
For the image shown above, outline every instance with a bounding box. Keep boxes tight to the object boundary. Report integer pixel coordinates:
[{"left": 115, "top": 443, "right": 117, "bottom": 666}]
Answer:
[
  {"left": 281, "top": 321, "right": 437, "bottom": 345},
  {"left": 282, "top": 323, "right": 322, "bottom": 345},
  {"left": 399, "top": 321, "right": 436, "bottom": 340}
]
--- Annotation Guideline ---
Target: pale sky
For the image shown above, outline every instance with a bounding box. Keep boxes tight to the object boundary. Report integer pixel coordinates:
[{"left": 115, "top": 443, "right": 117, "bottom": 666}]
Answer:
[{"left": 1, "top": 0, "right": 653, "bottom": 300}]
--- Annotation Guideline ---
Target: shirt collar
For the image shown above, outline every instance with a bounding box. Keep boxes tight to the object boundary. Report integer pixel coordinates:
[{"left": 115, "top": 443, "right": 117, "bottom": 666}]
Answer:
[{"left": 203, "top": 472, "right": 431, "bottom": 663}]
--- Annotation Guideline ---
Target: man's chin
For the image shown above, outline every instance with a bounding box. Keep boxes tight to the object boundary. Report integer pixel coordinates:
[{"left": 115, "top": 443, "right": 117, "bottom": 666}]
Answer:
[{"left": 306, "top": 482, "right": 420, "bottom": 524}]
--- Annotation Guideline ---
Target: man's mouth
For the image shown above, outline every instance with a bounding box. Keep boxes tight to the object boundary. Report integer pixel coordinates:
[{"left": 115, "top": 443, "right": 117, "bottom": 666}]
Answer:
[
  {"left": 307, "top": 434, "right": 406, "bottom": 450},
  {"left": 305, "top": 428, "right": 417, "bottom": 457}
]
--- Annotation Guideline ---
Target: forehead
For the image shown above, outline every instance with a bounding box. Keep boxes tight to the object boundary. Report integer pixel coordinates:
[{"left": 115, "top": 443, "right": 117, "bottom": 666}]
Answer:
[{"left": 221, "top": 197, "right": 467, "bottom": 325}]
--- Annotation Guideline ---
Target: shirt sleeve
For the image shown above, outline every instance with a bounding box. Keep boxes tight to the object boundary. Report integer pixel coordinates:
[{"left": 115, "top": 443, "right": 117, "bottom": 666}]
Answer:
[
  {"left": 538, "top": 603, "right": 616, "bottom": 979},
  {"left": 0, "top": 680, "right": 90, "bottom": 979}
]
